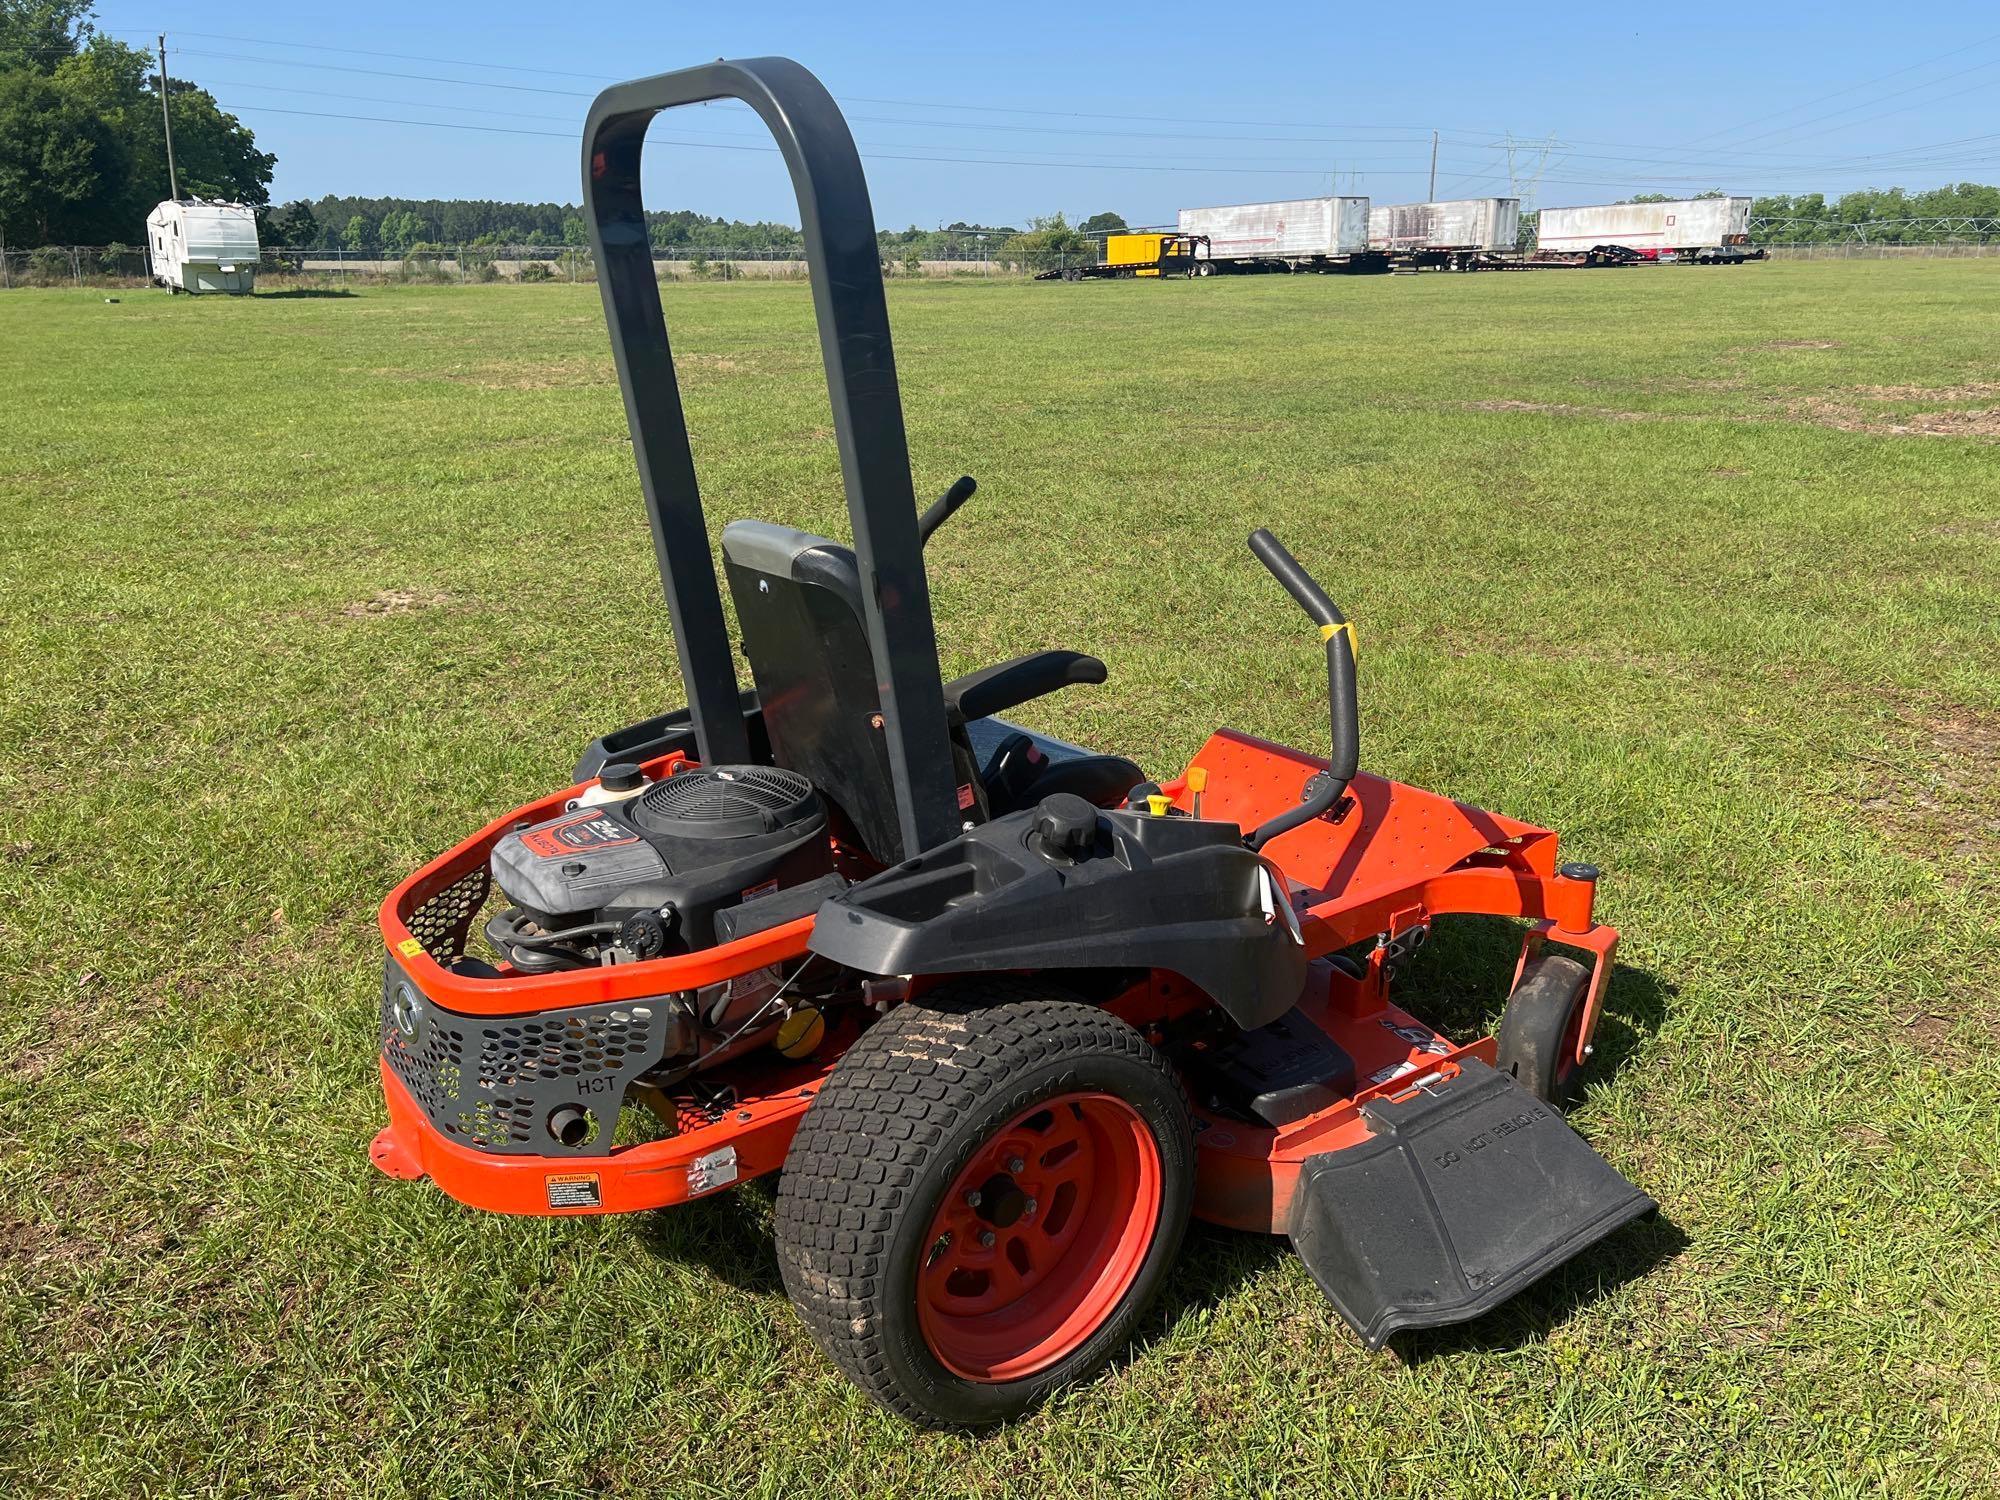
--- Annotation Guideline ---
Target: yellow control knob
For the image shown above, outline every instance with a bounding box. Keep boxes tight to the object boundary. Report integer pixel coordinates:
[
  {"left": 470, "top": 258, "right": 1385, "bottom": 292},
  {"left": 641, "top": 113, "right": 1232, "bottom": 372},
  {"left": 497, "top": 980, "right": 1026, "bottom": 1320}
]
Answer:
[{"left": 775, "top": 1005, "right": 826, "bottom": 1059}]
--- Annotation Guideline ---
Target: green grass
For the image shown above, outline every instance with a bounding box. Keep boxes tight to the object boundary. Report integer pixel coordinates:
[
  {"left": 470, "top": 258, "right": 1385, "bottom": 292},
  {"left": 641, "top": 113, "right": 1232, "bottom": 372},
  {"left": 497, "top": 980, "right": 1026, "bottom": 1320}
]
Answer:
[{"left": 2, "top": 261, "right": 1997, "bottom": 1497}]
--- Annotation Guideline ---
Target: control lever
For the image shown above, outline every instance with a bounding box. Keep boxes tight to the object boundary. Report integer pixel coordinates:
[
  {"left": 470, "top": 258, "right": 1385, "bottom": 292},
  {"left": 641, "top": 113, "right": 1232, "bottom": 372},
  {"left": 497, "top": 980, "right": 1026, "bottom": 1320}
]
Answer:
[
  {"left": 917, "top": 475, "right": 976, "bottom": 547},
  {"left": 1244, "top": 529, "right": 1360, "bottom": 851}
]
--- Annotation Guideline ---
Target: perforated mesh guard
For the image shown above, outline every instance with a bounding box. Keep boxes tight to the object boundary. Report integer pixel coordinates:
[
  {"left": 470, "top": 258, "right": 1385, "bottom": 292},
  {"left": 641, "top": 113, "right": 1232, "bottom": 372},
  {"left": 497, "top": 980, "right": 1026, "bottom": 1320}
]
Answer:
[
  {"left": 404, "top": 867, "right": 491, "bottom": 962},
  {"left": 379, "top": 959, "right": 673, "bottom": 1155}
]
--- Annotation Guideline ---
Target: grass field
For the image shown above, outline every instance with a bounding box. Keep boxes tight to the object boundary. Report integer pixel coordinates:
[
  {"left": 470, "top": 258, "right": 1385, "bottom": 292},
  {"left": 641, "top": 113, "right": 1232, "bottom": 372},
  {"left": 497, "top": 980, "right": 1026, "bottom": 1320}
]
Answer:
[{"left": 2, "top": 260, "right": 1997, "bottom": 1497}]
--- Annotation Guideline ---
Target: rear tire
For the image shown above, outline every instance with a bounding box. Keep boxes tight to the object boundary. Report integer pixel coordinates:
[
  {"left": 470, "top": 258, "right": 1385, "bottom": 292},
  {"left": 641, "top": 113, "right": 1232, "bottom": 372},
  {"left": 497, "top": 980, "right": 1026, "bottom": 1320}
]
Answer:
[
  {"left": 775, "top": 979, "right": 1194, "bottom": 1427},
  {"left": 1494, "top": 954, "right": 1592, "bottom": 1108}
]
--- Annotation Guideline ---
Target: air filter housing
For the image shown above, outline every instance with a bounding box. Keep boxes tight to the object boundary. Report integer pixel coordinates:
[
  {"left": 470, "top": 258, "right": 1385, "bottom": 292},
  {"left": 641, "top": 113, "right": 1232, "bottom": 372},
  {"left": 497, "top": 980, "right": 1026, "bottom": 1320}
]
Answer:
[
  {"left": 489, "top": 765, "right": 832, "bottom": 948},
  {"left": 632, "top": 765, "right": 819, "bottom": 839}
]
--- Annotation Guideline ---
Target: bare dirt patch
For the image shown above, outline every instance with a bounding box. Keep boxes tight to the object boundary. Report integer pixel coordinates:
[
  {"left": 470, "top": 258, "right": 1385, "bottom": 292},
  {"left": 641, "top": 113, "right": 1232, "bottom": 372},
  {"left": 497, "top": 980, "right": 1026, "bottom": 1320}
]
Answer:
[
  {"left": 434, "top": 356, "right": 610, "bottom": 391},
  {"left": 1898, "top": 1012, "right": 1956, "bottom": 1052},
  {"left": 1465, "top": 399, "right": 1673, "bottom": 423},
  {"left": 1759, "top": 394, "right": 2000, "bottom": 442},
  {"left": 1855, "top": 705, "right": 2000, "bottom": 863},
  {"left": 1469, "top": 391, "right": 2000, "bottom": 442},
  {"left": 1852, "top": 382, "right": 2000, "bottom": 403},
  {"left": 341, "top": 588, "right": 453, "bottom": 618},
  {"left": 1895, "top": 408, "right": 2000, "bottom": 439}
]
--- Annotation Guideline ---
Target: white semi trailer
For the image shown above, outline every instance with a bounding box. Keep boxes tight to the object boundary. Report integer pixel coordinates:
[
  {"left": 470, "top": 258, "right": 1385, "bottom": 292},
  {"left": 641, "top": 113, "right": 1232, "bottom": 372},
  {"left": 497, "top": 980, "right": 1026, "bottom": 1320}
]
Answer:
[
  {"left": 1534, "top": 197, "right": 1756, "bottom": 261},
  {"left": 146, "top": 200, "right": 261, "bottom": 294},
  {"left": 1367, "top": 198, "right": 1520, "bottom": 261},
  {"left": 1175, "top": 197, "right": 1382, "bottom": 272}
]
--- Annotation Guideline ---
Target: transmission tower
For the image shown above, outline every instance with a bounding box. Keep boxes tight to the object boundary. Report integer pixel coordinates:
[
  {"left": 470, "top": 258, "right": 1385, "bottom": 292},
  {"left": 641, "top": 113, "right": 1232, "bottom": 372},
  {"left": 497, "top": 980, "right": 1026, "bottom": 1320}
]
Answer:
[{"left": 1498, "top": 132, "right": 1563, "bottom": 210}]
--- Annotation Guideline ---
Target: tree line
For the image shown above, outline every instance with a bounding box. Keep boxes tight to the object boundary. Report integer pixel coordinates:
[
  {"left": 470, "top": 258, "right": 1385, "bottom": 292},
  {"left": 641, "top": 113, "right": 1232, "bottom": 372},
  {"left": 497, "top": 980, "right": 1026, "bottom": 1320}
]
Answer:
[
  {"left": 265, "top": 198, "right": 1134, "bottom": 263},
  {"left": 0, "top": 2, "right": 272, "bottom": 245}
]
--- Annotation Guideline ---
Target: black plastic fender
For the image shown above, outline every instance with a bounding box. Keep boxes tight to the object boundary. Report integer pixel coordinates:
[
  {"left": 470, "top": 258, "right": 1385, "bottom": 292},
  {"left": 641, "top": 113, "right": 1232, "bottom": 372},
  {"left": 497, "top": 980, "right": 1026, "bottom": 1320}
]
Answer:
[{"left": 809, "top": 797, "right": 1308, "bottom": 1030}]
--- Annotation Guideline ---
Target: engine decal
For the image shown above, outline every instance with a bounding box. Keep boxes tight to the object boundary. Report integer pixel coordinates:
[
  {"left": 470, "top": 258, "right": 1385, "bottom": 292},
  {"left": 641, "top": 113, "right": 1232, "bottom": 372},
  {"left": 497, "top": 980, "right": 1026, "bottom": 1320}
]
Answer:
[
  {"left": 519, "top": 813, "right": 641, "bottom": 859},
  {"left": 545, "top": 1172, "right": 602, "bottom": 1209}
]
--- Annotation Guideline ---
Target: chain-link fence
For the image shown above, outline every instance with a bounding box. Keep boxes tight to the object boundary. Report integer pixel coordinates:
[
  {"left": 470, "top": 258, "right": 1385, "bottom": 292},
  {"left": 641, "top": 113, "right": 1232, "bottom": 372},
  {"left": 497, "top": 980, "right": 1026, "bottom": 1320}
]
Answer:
[
  {"left": 1748, "top": 216, "right": 2000, "bottom": 247},
  {"left": 0, "top": 242, "right": 1037, "bottom": 288}
]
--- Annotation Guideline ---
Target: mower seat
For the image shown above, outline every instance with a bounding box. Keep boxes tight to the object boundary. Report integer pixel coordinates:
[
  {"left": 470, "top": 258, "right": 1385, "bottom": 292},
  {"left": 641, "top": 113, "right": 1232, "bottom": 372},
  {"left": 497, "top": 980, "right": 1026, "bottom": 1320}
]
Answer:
[
  {"left": 976, "top": 727, "right": 1145, "bottom": 817},
  {"left": 720, "top": 520, "right": 1132, "bottom": 859}
]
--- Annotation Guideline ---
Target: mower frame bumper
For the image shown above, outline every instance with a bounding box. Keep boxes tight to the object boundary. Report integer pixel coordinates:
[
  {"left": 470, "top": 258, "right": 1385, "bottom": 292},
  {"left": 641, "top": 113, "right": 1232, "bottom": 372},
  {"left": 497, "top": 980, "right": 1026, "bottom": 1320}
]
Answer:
[{"left": 371, "top": 1059, "right": 824, "bottom": 1216}]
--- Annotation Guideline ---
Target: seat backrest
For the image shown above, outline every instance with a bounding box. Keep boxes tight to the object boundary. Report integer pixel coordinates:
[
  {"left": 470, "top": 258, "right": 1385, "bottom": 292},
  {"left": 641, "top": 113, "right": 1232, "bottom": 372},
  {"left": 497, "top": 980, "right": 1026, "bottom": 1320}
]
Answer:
[{"left": 723, "top": 520, "right": 963, "bottom": 862}]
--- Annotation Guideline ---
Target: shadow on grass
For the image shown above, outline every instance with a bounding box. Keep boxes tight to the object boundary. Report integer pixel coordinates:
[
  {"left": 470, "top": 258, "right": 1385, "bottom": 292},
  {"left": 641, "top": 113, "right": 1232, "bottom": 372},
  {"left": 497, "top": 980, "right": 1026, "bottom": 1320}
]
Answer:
[
  {"left": 631, "top": 1174, "right": 785, "bottom": 1297},
  {"left": 257, "top": 288, "right": 358, "bottom": 299},
  {"left": 623, "top": 925, "right": 1676, "bottom": 1362},
  {"left": 1387, "top": 1209, "right": 1689, "bottom": 1365},
  {"left": 1390, "top": 913, "right": 1676, "bottom": 1096}
]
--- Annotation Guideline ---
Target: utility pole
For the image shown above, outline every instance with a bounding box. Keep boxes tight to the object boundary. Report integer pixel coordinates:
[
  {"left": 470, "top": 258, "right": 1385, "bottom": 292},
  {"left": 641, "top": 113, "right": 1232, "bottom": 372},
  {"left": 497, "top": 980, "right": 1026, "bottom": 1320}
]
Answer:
[
  {"left": 157, "top": 35, "right": 180, "bottom": 200},
  {"left": 1428, "top": 130, "right": 1438, "bottom": 201}
]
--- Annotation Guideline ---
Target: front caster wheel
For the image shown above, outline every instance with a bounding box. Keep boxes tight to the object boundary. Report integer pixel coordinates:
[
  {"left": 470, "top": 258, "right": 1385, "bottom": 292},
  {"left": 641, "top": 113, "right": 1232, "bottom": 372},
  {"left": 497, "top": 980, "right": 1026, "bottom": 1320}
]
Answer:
[
  {"left": 775, "top": 979, "right": 1193, "bottom": 1427},
  {"left": 1495, "top": 954, "right": 1593, "bottom": 1108}
]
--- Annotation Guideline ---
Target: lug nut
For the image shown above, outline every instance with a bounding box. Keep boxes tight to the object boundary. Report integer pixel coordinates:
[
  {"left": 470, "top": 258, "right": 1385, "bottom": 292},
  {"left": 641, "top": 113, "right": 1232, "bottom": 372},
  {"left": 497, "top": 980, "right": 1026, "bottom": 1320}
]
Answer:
[
  {"left": 978, "top": 1230, "right": 997, "bottom": 1248},
  {"left": 1023, "top": 1198, "right": 1037, "bottom": 1216},
  {"left": 1006, "top": 1156, "right": 1025, "bottom": 1174},
  {"left": 964, "top": 1189, "right": 982, "bottom": 1208}
]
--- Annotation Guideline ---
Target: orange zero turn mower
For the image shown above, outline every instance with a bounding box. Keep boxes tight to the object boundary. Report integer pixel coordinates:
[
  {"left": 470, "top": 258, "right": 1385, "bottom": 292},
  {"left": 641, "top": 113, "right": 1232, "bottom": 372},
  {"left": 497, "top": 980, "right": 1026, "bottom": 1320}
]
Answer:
[{"left": 368, "top": 56, "right": 1654, "bottom": 1428}]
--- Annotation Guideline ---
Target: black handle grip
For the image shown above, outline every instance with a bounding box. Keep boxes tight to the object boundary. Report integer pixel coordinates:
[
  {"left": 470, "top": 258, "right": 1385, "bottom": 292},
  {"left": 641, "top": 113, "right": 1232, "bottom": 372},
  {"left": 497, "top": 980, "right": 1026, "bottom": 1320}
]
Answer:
[
  {"left": 1249, "top": 527, "right": 1341, "bottom": 629},
  {"left": 918, "top": 475, "right": 977, "bottom": 547},
  {"left": 1243, "top": 529, "right": 1360, "bottom": 851}
]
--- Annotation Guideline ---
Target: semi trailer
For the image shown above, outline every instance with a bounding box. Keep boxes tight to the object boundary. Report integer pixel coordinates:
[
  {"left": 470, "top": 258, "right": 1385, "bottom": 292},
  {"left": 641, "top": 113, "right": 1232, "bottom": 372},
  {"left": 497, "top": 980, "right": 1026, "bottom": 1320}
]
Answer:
[
  {"left": 1534, "top": 197, "right": 1761, "bottom": 262},
  {"left": 1175, "top": 197, "right": 1386, "bottom": 273},
  {"left": 1368, "top": 198, "right": 1520, "bottom": 268}
]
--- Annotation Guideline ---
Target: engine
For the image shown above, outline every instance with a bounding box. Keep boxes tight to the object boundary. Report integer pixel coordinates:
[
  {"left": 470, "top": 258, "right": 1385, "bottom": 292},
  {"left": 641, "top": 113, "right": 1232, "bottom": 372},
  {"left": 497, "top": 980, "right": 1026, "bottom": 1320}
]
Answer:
[{"left": 485, "top": 763, "right": 836, "bottom": 973}]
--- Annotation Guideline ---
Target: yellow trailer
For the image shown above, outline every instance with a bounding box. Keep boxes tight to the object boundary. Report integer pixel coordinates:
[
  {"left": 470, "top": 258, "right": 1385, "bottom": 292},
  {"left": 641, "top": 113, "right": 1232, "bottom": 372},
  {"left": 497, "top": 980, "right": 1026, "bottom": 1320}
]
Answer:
[{"left": 1037, "top": 233, "right": 1213, "bottom": 281}]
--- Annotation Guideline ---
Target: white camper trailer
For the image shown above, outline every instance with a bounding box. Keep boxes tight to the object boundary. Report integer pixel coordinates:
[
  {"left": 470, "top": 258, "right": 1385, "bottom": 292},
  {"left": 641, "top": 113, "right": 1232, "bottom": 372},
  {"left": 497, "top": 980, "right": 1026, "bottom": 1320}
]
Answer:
[{"left": 145, "top": 200, "right": 260, "bottom": 294}]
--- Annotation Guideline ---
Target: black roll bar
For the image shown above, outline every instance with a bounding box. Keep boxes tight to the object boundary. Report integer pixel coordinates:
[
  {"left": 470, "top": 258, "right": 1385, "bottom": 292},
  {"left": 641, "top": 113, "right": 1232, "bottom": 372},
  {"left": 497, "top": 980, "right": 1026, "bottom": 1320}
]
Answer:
[{"left": 581, "top": 57, "right": 963, "bottom": 861}]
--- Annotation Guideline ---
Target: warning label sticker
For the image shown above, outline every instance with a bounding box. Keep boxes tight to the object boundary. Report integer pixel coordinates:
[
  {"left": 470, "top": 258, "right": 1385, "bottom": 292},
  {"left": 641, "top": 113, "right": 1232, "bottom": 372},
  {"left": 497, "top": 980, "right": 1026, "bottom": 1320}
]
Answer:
[
  {"left": 520, "top": 813, "right": 640, "bottom": 860},
  {"left": 545, "top": 1172, "right": 602, "bottom": 1210}
]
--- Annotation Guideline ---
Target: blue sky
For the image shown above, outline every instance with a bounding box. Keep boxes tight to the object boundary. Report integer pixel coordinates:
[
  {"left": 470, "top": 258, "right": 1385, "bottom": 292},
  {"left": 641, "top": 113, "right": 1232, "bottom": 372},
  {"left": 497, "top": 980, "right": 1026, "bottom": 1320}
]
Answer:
[{"left": 95, "top": 3, "right": 2000, "bottom": 227}]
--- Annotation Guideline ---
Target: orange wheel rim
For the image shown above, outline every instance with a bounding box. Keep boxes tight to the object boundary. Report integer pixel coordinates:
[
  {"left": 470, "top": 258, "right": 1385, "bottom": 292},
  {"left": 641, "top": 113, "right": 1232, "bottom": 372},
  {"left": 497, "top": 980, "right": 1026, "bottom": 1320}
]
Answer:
[{"left": 916, "top": 1092, "right": 1163, "bottom": 1383}]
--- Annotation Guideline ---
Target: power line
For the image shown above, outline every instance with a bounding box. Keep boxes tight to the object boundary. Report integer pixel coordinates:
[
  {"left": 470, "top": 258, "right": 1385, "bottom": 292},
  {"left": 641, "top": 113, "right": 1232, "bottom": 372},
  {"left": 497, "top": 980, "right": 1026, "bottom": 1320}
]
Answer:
[
  {"left": 1673, "top": 29, "right": 2000, "bottom": 150},
  {"left": 220, "top": 102, "right": 1382, "bottom": 176},
  {"left": 179, "top": 48, "right": 597, "bottom": 97},
  {"left": 206, "top": 77, "right": 1444, "bottom": 168},
  {"left": 171, "top": 28, "right": 618, "bottom": 80},
  {"left": 180, "top": 46, "right": 1444, "bottom": 150},
  {"left": 1712, "top": 54, "right": 2000, "bottom": 154},
  {"left": 158, "top": 30, "right": 2000, "bottom": 203},
  {"left": 162, "top": 28, "right": 1504, "bottom": 135}
]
